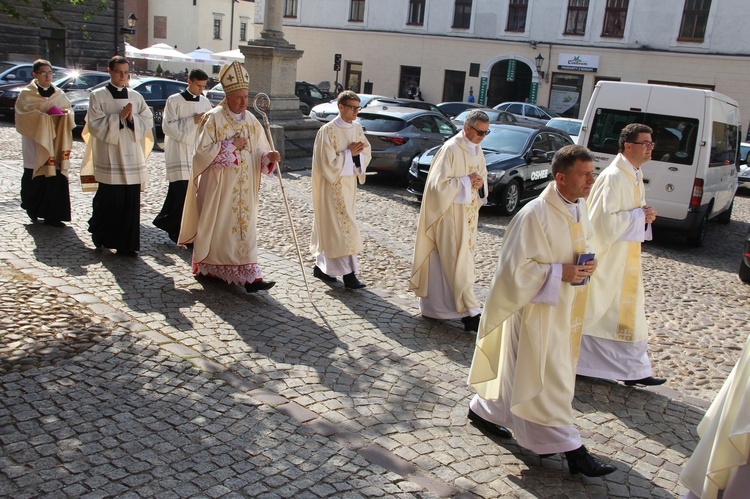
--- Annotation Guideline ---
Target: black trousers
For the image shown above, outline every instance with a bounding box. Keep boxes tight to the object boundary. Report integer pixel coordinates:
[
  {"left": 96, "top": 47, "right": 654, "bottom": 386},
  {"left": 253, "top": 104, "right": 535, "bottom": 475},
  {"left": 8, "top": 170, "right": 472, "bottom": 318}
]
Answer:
[
  {"left": 153, "top": 180, "right": 188, "bottom": 243},
  {"left": 20, "top": 168, "right": 71, "bottom": 222},
  {"left": 88, "top": 183, "right": 141, "bottom": 252}
]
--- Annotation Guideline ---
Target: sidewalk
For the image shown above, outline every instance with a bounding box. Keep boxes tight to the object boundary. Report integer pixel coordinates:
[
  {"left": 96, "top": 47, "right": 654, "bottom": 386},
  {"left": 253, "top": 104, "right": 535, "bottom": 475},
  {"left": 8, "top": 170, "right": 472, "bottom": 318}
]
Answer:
[{"left": 0, "top": 150, "right": 708, "bottom": 497}]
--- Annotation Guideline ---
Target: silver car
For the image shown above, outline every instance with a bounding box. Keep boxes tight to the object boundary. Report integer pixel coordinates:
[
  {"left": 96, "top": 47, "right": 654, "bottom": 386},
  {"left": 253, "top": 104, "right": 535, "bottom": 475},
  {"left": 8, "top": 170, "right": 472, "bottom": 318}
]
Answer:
[
  {"left": 309, "top": 93, "right": 386, "bottom": 123},
  {"left": 493, "top": 101, "right": 559, "bottom": 124},
  {"left": 356, "top": 106, "right": 457, "bottom": 182}
]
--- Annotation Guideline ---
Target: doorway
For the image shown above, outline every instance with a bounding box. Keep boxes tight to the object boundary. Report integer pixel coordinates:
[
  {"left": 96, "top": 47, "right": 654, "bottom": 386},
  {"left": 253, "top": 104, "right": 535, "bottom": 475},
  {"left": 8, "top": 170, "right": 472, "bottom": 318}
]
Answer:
[
  {"left": 345, "top": 62, "right": 362, "bottom": 93},
  {"left": 487, "top": 59, "right": 533, "bottom": 108},
  {"left": 443, "top": 70, "right": 466, "bottom": 102}
]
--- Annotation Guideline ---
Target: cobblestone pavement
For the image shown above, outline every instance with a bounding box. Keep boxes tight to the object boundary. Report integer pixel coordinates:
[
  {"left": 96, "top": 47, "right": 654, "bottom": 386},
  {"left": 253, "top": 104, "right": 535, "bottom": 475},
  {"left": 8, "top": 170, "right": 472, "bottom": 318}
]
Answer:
[{"left": 1, "top": 118, "right": 749, "bottom": 498}]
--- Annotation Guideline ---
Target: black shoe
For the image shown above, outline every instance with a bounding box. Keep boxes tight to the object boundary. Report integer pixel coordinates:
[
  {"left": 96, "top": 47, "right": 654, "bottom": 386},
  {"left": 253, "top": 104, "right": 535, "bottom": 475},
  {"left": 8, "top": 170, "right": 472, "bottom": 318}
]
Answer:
[
  {"left": 343, "top": 272, "right": 366, "bottom": 289},
  {"left": 622, "top": 376, "right": 667, "bottom": 387},
  {"left": 44, "top": 220, "right": 65, "bottom": 227},
  {"left": 468, "top": 409, "right": 512, "bottom": 439},
  {"left": 313, "top": 265, "right": 337, "bottom": 282},
  {"left": 565, "top": 446, "right": 617, "bottom": 477},
  {"left": 28, "top": 214, "right": 38, "bottom": 223},
  {"left": 116, "top": 249, "right": 138, "bottom": 257},
  {"left": 168, "top": 233, "right": 179, "bottom": 244},
  {"left": 539, "top": 453, "right": 556, "bottom": 459},
  {"left": 244, "top": 280, "right": 276, "bottom": 293},
  {"left": 461, "top": 314, "right": 481, "bottom": 332}
]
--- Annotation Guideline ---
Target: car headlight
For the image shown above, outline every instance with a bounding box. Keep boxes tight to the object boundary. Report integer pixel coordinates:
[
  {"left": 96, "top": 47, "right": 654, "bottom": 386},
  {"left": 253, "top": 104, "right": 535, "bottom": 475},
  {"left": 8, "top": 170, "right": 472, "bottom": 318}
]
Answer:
[
  {"left": 409, "top": 159, "right": 419, "bottom": 177},
  {"left": 72, "top": 103, "right": 89, "bottom": 112},
  {"left": 487, "top": 170, "right": 506, "bottom": 182}
]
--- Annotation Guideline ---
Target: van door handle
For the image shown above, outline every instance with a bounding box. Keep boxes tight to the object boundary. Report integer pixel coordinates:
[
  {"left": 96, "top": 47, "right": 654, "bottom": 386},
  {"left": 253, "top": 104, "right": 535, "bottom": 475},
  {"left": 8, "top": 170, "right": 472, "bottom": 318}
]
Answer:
[
  {"left": 643, "top": 179, "right": 650, "bottom": 184},
  {"left": 668, "top": 167, "right": 678, "bottom": 171}
]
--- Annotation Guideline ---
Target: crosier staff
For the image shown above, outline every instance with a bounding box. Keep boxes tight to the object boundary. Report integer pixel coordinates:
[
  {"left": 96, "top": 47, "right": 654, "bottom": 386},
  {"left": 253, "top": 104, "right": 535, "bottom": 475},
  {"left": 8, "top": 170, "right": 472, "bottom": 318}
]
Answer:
[{"left": 252, "top": 93, "right": 311, "bottom": 297}]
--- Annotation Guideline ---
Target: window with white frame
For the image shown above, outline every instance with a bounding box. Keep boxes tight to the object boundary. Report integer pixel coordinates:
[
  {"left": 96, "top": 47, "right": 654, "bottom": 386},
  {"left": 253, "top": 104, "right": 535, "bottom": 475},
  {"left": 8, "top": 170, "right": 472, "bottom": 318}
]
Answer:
[
  {"left": 283, "top": 0, "right": 298, "bottom": 18},
  {"left": 506, "top": 0, "right": 528, "bottom": 32},
  {"left": 601, "top": 0, "right": 628, "bottom": 37},
  {"left": 678, "top": 0, "right": 711, "bottom": 41},
  {"left": 408, "top": 0, "right": 425, "bottom": 25},
  {"left": 452, "top": 0, "right": 472, "bottom": 29},
  {"left": 213, "top": 18, "right": 222, "bottom": 39},
  {"left": 350, "top": 0, "right": 365, "bottom": 22},
  {"left": 564, "top": 0, "right": 589, "bottom": 35}
]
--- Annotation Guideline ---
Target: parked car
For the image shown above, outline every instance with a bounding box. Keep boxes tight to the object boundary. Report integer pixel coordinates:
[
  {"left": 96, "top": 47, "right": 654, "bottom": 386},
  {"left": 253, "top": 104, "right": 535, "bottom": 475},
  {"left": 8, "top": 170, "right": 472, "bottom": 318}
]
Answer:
[
  {"left": 309, "top": 93, "right": 386, "bottom": 123},
  {"left": 546, "top": 117, "right": 583, "bottom": 143},
  {"left": 740, "top": 230, "right": 750, "bottom": 283},
  {"left": 408, "top": 123, "right": 574, "bottom": 215},
  {"left": 296, "top": 81, "right": 327, "bottom": 115},
  {"left": 206, "top": 82, "right": 225, "bottom": 106},
  {"left": 452, "top": 108, "right": 517, "bottom": 127},
  {"left": 739, "top": 142, "right": 750, "bottom": 186},
  {"left": 493, "top": 101, "right": 559, "bottom": 124},
  {"left": 367, "top": 98, "right": 447, "bottom": 117},
  {"left": 0, "top": 62, "right": 63, "bottom": 86},
  {"left": 356, "top": 106, "right": 457, "bottom": 181},
  {"left": 70, "top": 77, "right": 188, "bottom": 134},
  {"left": 436, "top": 101, "right": 485, "bottom": 119},
  {"left": 0, "top": 69, "right": 109, "bottom": 117}
]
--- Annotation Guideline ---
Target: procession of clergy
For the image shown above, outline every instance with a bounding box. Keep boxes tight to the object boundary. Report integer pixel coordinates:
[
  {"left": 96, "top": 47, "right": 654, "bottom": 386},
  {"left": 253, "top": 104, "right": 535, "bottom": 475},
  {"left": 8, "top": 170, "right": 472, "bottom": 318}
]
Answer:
[{"left": 16, "top": 56, "right": 749, "bottom": 496}]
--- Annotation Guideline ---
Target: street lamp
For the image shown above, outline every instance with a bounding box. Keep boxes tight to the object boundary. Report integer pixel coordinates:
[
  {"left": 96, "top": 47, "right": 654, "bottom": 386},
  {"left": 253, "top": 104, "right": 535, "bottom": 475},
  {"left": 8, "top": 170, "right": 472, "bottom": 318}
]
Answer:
[
  {"left": 535, "top": 53, "right": 546, "bottom": 81},
  {"left": 120, "top": 13, "right": 137, "bottom": 35}
]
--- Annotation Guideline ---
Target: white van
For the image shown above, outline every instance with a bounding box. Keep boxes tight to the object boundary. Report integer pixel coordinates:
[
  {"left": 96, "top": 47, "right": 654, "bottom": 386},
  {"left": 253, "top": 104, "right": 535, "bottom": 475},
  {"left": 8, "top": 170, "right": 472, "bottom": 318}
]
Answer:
[{"left": 579, "top": 81, "right": 741, "bottom": 246}]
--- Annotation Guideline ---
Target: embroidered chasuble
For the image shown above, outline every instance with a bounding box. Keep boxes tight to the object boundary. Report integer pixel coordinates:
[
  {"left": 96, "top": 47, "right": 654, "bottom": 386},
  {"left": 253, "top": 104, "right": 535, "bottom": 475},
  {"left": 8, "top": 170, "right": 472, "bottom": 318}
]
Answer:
[
  {"left": 582, "top": 154, "right": 648, "bottom": 344},
  {"left": 15, "top": 81, "right": 75, "bottom": 178},
  {"left": 410, "top": 131, "right": 488, "bottom": 314},
  {"left": 310, "top": 117, "right": 371, "bottom": 260},
  {"left": 178, "top": 105, "right": 273, "bottom": 283},
  {"left": 468, "top": 183, "right": 593, "bottom": 427}
]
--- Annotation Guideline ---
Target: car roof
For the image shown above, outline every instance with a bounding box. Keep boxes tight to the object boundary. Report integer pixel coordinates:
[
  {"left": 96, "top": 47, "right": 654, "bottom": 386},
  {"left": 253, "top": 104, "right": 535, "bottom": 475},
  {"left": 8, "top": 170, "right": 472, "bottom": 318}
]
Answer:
[
  {"left": 488, "top": 122, "right": 561, "bottom": 133},
  {"left": 358, "top": 106, "right": 444, "bottom": 119}
]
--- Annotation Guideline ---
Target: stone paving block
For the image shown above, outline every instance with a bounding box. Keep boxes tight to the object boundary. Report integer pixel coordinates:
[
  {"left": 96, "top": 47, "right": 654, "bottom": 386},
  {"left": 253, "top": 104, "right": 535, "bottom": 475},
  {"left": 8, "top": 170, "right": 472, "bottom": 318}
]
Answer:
[{"left": 276, "top": 402, "right": 319, "bottom": 424}]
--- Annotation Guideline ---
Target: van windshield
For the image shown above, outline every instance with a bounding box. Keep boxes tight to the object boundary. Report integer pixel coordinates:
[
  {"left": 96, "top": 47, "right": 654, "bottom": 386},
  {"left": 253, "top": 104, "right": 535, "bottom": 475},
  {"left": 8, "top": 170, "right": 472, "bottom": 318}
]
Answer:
[{"left": 586, "top": 108, "right": 699, "bottom": 165}]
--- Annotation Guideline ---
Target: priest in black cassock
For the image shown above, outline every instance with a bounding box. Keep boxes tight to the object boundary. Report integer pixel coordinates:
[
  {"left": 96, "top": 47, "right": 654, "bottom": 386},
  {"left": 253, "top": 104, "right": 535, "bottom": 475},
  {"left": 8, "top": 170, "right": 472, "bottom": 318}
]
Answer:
[
  {"left": 81, "top": 55, "right": 153, "bottom": 257},
  {"left": 153, "top": 69, "right": 212, "bottom": 243}
]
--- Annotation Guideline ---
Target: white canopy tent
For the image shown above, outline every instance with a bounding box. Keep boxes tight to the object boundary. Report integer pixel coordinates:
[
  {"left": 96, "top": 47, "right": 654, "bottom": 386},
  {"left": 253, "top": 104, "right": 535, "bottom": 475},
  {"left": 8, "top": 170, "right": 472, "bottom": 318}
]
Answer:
[
  {"left": 124, "top": 42, "right": 148, "bottom": 60},
  {"left": 212, "top": 49, "right": 244, "bottom": 63},
  {"left": 138, "top": 43, "right": 193, "bottom": 63},
  {"left": 184, "top": 48, "right": 219, "bottom": 65}
]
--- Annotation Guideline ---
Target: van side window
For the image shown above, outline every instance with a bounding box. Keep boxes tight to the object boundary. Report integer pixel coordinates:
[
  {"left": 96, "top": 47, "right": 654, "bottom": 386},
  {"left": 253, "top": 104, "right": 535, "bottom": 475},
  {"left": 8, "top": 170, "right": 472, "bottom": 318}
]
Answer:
[
  {"left": 586, "top": 108, "right": 641, "bottom": 155},
  {"left": 709, "top": 122, "right": 739, "bottom": 167}
]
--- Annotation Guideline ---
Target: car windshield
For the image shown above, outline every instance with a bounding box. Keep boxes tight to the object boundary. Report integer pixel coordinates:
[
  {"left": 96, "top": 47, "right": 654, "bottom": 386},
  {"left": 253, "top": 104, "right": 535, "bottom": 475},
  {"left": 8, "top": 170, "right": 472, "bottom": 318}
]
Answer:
[
  {"left": 0, "top": 62, "right": 15, "bottom": 74},
  {"left": 356, "top": 114, "right": 408, "bottom": 132},
  {"left": 209, "top": 83, "right": 224, "bottom": 94},
  {"left": 740, "top": 143, "right": 750, "bottom": 164},
  {"left": 455, "top": 109, "right": 503, "bottom": 122},
  {"left": 547, "top": 119, "right": 581, "bottom": 135},
  {"left": 480, "top": 127, "right": 532, "bottom": 155},
  {"left": 537, "top": 105, "right": 559, "bottom": 118}
]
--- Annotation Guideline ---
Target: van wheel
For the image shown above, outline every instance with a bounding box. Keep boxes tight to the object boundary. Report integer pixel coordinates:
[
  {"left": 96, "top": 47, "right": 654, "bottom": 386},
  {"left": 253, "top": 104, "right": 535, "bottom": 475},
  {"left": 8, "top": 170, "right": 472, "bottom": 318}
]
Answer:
[
  {"left": 687, "top": 213, "right": 708, "bottom": 247},
  {"left": 498, "top": 180, "right": 521, "bottom": 216},
  {"left": 740, "top": 259, "right": 750, "bottom": 283},
  {"left": 716, "top": 200, "right": 733, "bottom": 224}
]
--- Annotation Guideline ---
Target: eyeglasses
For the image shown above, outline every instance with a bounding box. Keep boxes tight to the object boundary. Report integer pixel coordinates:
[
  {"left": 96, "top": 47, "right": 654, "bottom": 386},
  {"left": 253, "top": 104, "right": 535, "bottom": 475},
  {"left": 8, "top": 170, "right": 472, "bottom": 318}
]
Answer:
[
  {"left": 469, "top": 125, "right": 491, "bottom": 136},
  {"left": 111, "top": 70, "right": 130, "bottom": 76},
  {"left": 629, "top": 141, "right": 656, "bottom": 148},
  {"left": 340, "top": 103, "right": 361, "bottom": 111},
  {"left": 35, "top": 71, "right": 54, "bottom": 76}
]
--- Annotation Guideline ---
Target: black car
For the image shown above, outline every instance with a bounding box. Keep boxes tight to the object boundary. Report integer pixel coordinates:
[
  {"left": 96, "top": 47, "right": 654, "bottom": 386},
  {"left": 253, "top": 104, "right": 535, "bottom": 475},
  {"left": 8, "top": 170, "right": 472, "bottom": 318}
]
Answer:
[
  {"left": 0, "top": 69, "right": 109, "bottom": 117},
  {"left": 295, "top": 81, "right": 327, "bottom": 115},
  {"left": 740, "top": 231, "right": 750, "bottom": 283},
  {"left": 436, "top": 101, "right": 485, "bottom": 119},
  {"left": 70, "top": 77, "right": 188, "bottom": 133},
  {"left": 407, "top": 123, "right": 574, "bottom": 215}
]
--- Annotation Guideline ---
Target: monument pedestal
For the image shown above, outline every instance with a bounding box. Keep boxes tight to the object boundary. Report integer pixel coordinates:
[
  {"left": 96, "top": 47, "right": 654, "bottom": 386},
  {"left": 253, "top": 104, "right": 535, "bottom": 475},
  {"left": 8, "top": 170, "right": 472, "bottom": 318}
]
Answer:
[{"left": 241, "top": 39, "right": 319, "bottom": 161}]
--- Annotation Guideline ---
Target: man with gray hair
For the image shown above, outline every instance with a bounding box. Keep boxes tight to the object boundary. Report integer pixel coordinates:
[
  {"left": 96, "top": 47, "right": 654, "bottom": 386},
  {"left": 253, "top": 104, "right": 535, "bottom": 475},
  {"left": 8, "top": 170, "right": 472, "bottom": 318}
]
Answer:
[{"left": 410, "top": 110, "right": 489, "bottom": 332}]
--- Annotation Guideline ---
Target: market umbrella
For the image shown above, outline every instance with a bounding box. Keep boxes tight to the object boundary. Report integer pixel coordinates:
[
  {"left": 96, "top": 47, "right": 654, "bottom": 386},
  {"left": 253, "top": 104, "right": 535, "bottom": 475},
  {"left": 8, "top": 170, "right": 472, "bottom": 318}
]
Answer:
[
  {"left": 124, "top": 42, "right": 147, "bottom": 60},
  {"left": 139, "top": 43, "right": 193, "bottom": 62},
  {"left": 184, "top": 48, "right": 219, "bottom": 65},
  {"left": 212, "top": 49, "right": 244, "bottom": 63}
]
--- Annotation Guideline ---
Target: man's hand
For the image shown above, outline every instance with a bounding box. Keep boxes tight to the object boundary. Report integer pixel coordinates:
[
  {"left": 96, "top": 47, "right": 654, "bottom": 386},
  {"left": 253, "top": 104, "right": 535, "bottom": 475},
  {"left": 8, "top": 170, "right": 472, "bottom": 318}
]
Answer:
[
  {"left": 267, "top": 151, "right": 281, "bottom": 163},
  {"left": 349, "top": 141, "right": 365, "bottom": 155},
  {"left": 119, "top": 103, "right": 133, "bottom": 122},
  {"left": 642, "top": 205, "right": 657, "bottom": 224},
  {"left": 561, "top": 259, "right": 597, "bottom": 284},
  {"left": 232, "top": 135, "right": 248, "bottom": 150},
  {"left": 469, "top": 173, "right": 483, "bottom": 190},
  {"left": 193, "top": 112, "right": 205, "bottom": 124}
]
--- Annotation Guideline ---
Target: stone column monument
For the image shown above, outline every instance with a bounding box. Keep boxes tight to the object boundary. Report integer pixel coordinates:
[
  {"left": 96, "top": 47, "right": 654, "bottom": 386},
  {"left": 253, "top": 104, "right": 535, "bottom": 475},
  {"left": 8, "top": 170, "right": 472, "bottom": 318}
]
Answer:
[{"left": 240, "top": 0, "right": 320, "bottom": 160}]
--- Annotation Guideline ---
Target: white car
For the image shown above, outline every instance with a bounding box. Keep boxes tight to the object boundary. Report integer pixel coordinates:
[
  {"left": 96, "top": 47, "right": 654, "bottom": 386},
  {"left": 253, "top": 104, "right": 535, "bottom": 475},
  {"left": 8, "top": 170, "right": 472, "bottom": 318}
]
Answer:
[
  {"left": 739, "top": 141, "right": 750, "bottom": 185},
  {"left": 309, "top": 93, "right": 386, "bottom": 123},
  {"left": 546, "top": 117, "right": 583, "bottom": 144}
]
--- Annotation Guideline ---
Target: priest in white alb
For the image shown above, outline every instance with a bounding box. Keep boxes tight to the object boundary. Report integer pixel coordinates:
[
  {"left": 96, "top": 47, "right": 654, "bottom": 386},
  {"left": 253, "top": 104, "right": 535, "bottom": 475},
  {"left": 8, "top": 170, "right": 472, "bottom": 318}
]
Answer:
[
  {"left": 680, "top": 334, "right": 750, "bottom": 499},
  {"left": 178, "top": 61, "right": 280, "bottom": 294},
  {"left": 409, "top": 109, "right": 489, "bottom": 332},
  {"left": 153, "top": 68, "right": 212, "bottom": 243},
  {"left": 309, "top": 90, "right": 371, "bottom": 289},
  {"left": 577, "top": 123, "right": 665, "bottom": 387},
  {"left": 14, "top": 59, "right": 75, "bottom": 226},
  {"left": 468, "top": 145, "right": 617, "bottom": 477},
  {"left": 82, "top": 55, "right": 153, "bottom": 256}
]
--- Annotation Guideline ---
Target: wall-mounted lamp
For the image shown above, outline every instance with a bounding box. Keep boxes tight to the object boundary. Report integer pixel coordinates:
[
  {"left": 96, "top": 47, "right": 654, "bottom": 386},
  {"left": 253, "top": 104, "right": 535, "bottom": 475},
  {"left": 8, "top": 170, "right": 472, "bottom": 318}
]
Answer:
[
  {"left": 535, "top": 52, "right": 546, "bottom": 81},
  {"left": 120, "top": 13, "right": 137, "bottom": 34}
]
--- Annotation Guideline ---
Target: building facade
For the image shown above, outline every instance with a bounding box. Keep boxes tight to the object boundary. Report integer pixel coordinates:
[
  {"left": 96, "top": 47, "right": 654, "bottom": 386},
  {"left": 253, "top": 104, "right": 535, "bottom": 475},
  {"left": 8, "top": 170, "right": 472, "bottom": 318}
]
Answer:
[
  {"left": 0, "top": 0, "right": 124, "bottom": 69},
  {"left": 264, "top": 0, "right": 750, "bottom": 125}
]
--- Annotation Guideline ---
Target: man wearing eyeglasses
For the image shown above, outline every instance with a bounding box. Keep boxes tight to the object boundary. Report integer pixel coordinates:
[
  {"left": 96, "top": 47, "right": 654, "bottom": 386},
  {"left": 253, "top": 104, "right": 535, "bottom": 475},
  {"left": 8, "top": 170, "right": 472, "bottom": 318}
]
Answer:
[
  {"left": 14, "top": 59, "right": 75, "bottom": 227},
  {"left": 81, "top": 55, "right": 153, "bottom": 257},
  {"left": 410, "top": 110, "right": 489, "bottom": 332},
  {"left": 577, "top": 123, "right": 665, "bottom": 387},
  {"left": 310, "top": 90, "right": 372, "bottom": 289}
]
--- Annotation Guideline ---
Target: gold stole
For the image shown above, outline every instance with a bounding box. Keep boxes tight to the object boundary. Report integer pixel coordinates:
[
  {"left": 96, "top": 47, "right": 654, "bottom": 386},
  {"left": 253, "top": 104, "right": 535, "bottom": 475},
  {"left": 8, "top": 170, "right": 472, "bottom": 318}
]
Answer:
[
  {"left": 569, "top": 220, "right": 588, "bottom": 368},
  {"left": 616, "top": 175, "right": 642, "bottom": 341}
]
